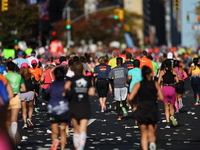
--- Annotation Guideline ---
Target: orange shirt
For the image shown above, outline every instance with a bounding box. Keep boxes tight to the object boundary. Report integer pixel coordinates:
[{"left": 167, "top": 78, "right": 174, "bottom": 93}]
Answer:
[
  {"left": 29, "top": 68, "right": 42, "bottom": 81},
  {"left": 0, "top": 74, "right": 8, "bottom": 85},
  {"left": 139, "top": 57, "right": 154, "bottom": 75}
]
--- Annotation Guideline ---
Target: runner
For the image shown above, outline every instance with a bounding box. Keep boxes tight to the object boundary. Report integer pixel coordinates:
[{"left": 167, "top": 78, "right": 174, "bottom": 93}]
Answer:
[
  {"left": 29, "top": 60, "right": 42, "bottom": 112},
  {"left": 93, "top": 56, "right": 111, "bottom": 112},
  {"left": 14, "top": 51, "right": 30, "bottom": 68},
  {"left": 188, "top": 58, "right": 200, "bottom": 106},
  {"left": 109, "top": 57, "right": 128, "bottom": 120},
  {"left": 122, "top": 52, "right": 134, "bottom": 70},
  {"left": 139, "top": 50, "right": 154, "bottom": 75},
  {"left": 174, "top": 60, "right": 188, "bottom": 113},
  {"left": 128, "top": 66, "right": 163, "bottom": 150},
  {"left": 158, "top": 59, "right": 179, "bottom": 128},
  {"left": 19, "top": 63, "right": 35, "bottom": 129},
  {"left": 126, "top": 59, "right": 142, "bottom": 128},
  {"left": 5, "top": 61, "right": 26, "bottom": 144},
  {"left": 46, "top": 67, "right": 69, "bottom": 150},
  {"left": 64, "top": 61, "right": 95, "bottom": 150}
]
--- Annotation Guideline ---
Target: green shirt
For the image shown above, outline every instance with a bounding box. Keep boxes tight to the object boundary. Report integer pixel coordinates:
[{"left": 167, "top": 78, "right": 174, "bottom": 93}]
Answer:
[
  {"left": 5, "top": 72, "right": 24, "bottom": 94},
  {"left": 152, "top": 61, "right": 159, "bottom": 76}
]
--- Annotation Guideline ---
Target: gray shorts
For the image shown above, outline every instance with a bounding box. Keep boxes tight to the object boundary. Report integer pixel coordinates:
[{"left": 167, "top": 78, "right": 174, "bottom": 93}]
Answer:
[
  {"left": 20, "top": 91, "right": 35, "bottom": 102},
  {"left": 114, "top": 87, "right": 127, "bottom": 101}
]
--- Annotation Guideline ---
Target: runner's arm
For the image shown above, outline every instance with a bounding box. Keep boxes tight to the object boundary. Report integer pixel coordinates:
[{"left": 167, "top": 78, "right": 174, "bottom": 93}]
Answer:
[
  {"left": 155, "top": 81, "right": 163, "bottom": 101},
  {"left": 128, "top": 82, "right": 140, "bottom": 101}
]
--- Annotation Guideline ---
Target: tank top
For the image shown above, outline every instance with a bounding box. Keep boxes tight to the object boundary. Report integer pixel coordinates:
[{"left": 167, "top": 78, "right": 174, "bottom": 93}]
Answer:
[
  {"left": 42, "top": 69, "right": 53, "bottom": 89},
  {"left": 191, "top": 65, "right": 200, "bottom": 76},
  {"left": 162, "top": 69, "right": 175, "bottom": 84},
  {"left": 137, "top": 80, "right": 157, "bottom": 102},
  {"left": 70, "top": 76, "right": 92, "bottom": 103},
  {"left": 175, "top": 67, "right": 184, "bottom": 78}
]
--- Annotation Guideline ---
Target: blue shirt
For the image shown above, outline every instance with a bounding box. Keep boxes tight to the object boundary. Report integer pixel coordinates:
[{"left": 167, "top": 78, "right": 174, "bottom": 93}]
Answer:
[
  {"left": 94, "top": 64, "right": 111, "bottom": 79},
  {"left": 14, "top": 58, "right": 30, "bottom": 68},
  {"left": 122, "top": 61, "right": 134, "bottom": 70},
  {"left": 47, "top": 80, "right": 69, "bottom": 115},
  {"left": 128, "top": 68, "right": 142, "bottom": 92},
  {"left": 0, "top": 80, "right": 9, "bottom": 110}
]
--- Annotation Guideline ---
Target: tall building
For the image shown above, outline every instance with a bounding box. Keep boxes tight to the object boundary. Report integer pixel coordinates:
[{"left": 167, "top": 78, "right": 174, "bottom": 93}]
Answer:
[
  {"left": 124, "top": 0, "right": 144, "bottom": 46},
  {"left": 143, "top": 0, "right": 166, "bottom": 46}
]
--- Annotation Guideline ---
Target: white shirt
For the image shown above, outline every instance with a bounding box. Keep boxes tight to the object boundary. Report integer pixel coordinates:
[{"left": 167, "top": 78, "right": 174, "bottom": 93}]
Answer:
[
  {"left": 66, "top": 70, "right": 75, "bottom": 78},
  {"left": 26, "top": 56, "right": 39, "bottom": 67}
]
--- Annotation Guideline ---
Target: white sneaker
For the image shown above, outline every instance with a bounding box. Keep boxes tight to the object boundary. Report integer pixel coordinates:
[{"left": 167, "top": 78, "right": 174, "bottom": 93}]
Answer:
[{"left": 149, "top": 142, "right": 156, "bottom": 150}]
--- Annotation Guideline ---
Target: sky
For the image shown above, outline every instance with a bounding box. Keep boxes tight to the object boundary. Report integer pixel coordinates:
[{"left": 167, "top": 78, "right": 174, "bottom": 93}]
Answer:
[{"left": 181, "top": 0, "right": 200, "bottom": 48}]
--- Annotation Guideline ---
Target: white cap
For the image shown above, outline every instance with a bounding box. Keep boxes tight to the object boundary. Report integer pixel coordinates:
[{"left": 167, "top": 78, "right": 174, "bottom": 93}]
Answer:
[{"left": 167, "top": 52, "right": 173, "bottom": 59}]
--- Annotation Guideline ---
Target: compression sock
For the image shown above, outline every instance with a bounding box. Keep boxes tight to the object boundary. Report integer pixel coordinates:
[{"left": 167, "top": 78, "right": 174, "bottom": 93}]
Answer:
[
  {"left": 73, "top": 133, "right": 80, "bottom": 149},
  {"left": 175, "top": 103, "right": 179, "bottom": 111},
  {"left": 79, "top": 131, "right": 86, "bottom": 149},
  {"left": 11, "top": 122, "right": 18, "bottom": 136}
]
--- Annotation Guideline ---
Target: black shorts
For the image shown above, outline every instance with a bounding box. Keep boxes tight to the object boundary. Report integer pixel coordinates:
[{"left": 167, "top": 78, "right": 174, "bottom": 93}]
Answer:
[
  {"left": 48, "top": 112, "right": 69, "bottom": 124},
  {"left": 175, "top": 80, "right": 185, "bottom": 94}
]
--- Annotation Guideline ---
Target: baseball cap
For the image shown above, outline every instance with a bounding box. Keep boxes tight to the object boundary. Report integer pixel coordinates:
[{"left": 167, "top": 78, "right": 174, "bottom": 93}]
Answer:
[
  {"left": 31, "top": 60, "right": 37, "bottom": 64},
  {"left": 18, "top": 51, "right": 24, "bottom": 56},
  {"left": 21, "top": 63, "right": 29, "bottom": 68},
  {"left": 167, "top": 52, "right": 173, "bottom": 59},
  {"left": 46, "top": 61, "right": 52, "bottom": 66},
  {"left": 60, "top": 61, "right": 68, "bottom": 66}
]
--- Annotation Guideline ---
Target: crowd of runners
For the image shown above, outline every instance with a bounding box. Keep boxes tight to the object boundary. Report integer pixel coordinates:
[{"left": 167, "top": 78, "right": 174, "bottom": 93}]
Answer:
[{"left": 0, "top": 46, "right": 199, "bottom": 150}]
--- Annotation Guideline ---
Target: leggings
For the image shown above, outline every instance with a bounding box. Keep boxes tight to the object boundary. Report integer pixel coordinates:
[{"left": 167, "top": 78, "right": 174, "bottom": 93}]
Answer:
[
  {"left": 191, "top": 77, "right": 200, "bottom": 99},
  {"left": 96, "top": 79, "right": 109, "bottom": 98}
]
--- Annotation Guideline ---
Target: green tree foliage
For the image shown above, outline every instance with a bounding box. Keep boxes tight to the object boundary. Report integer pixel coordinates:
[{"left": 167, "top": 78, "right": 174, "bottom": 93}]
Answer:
[{"left": 0, "top": 2, "right": 38, "bottom": 48}]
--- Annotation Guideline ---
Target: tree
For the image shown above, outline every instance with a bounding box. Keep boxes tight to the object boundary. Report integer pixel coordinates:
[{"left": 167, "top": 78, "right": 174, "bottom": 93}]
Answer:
[{"left": 0, "top": 1, "right": 38, "bottom": 48}]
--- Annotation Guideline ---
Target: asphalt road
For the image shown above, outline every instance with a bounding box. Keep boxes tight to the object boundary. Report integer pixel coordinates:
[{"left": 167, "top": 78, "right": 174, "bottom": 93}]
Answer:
[{"left": 17, "top": 79, "right": 200, "bottom": 150}]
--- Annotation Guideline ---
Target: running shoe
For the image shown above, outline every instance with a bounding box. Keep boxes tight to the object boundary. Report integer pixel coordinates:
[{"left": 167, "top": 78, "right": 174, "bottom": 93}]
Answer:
[
  {"left": 122, "top": 107, "right": 128, "bottom": 117},
  {"left": 194, "top": 102, "right": 199, "bottom": 106},
  {"left": 133, "top": 123, "right": 139, "bottom": 129},
  {"left": 50, "top": 139, "right": 60, "bottom": 150},
  {"left": 165, "top": 123, "right": 170, "bottom": 129},
  {"left": 103, "top": 105, "right": 106, "bottom": 112},
  {"left": 34, "top": 108, "right": 39, "bottom": 113},
  {"left": 170, "top": 116, "right": 178, "bottom": 126},
  {"left": 117, "top": 116, "right": 122, "bottom": 120},
  {"left": 22, "top": 124, "right": 28, "bottom": 129},
  {"left": 149, "top": 143, "right": 156, "bottom": 150},
  {"left": 175, "top": 109, "right": 179, "bottom": 113},
  {"left": 27, "top": 118, "right": 34, "bottom": 127}
]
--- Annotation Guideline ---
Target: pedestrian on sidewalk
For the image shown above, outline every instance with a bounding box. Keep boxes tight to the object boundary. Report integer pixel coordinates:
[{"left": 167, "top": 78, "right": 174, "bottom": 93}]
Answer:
[
  {"left": 64, "top": 61, "right": 95, "bottom": 150},
  {"left": 158, "top": 59, "right": 179, "bottom": 128},
  {"left": 128, "top": 66, "right": 163, "bottom": 150},
  {"left": 109, "top": 57, "right": 128, "bottom": 120}
]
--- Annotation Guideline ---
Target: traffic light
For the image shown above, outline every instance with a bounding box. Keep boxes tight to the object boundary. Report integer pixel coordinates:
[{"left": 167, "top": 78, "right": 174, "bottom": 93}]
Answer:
[
  {"left": 186, "top": 14, "right": 190, "bottom": 23},
  {"left": 118, "top": 9, "right": 124, "bottom": 22},
  {"left": 51, "top": 31, "right": 57, "bottom": 36},
  {"left": 1, "top": 0, "right": 8, "bottom": 11},
  {"left": 123, "top": 24, "right": 130, "bottom": 32},
  {"left": 114, "top": 9, "right": 120, "bottom": 19},
  {"left": 66, "top": 20, "right": 71, "bottom": 29},
  {"left": 174, "top": 0, "right": 179, "bottom": 10}
]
